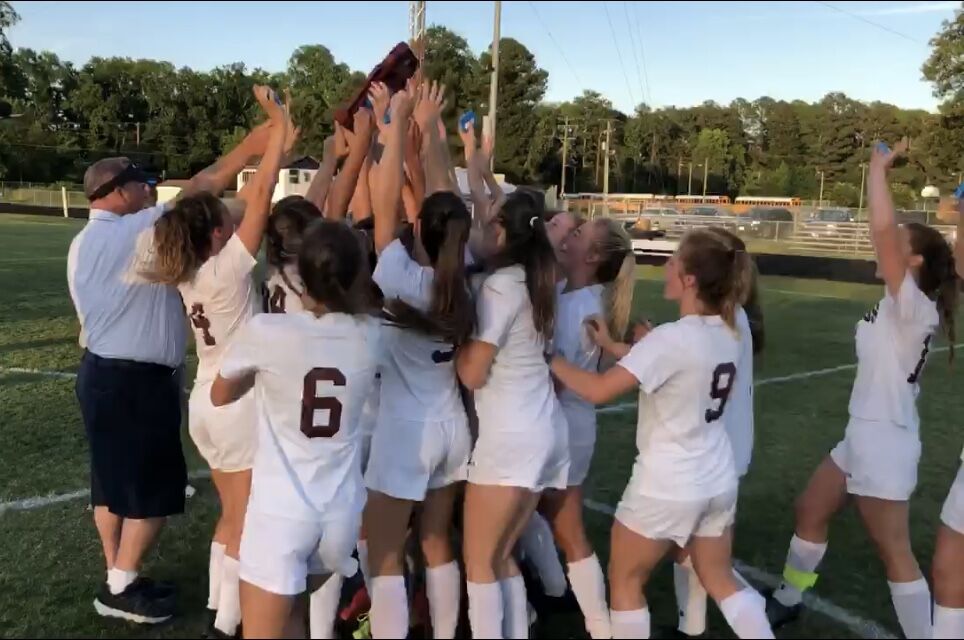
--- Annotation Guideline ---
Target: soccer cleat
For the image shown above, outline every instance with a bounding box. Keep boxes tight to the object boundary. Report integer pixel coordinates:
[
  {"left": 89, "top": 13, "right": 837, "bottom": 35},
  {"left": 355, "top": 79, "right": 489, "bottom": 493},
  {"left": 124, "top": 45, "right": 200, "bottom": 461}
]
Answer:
[
  {"left": 653, "top": 625, "right": 707, "bottom": 639},
  {"left": 763, "top": 589, "right": 802, "bottom": 629},
  {"left": 94, "top": 581, "right": 174, "bottom": 625}
]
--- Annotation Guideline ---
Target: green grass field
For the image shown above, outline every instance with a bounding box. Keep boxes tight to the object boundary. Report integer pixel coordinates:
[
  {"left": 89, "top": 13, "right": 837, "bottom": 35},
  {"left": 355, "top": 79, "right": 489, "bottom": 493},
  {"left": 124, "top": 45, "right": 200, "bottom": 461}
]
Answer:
[{"left": 1, "top": 213, "right": 961, "bottom": 639}]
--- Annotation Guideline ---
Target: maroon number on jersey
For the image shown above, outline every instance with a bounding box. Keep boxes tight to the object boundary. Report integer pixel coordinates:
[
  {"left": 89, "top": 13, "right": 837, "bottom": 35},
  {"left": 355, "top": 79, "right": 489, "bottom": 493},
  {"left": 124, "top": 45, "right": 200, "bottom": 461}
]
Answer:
[
  {"left": 907, "top": 335, "right": 931, "bottom": 384},
  {"left": 705, "top": 362, "right": 736, "bottom": 423},
  {"left": 301, "top": 367, "right": 346, "bottom": 439},
  {"left": 189, "top": 303, "right": 216, "bottom": 346}
]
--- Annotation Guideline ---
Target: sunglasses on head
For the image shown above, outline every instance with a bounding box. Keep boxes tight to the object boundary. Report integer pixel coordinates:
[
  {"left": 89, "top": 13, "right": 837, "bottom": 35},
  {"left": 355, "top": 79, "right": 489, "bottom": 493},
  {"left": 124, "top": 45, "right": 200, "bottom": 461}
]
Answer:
[{"left": 88, "top": 163, "right": 150, "bottom": 201}]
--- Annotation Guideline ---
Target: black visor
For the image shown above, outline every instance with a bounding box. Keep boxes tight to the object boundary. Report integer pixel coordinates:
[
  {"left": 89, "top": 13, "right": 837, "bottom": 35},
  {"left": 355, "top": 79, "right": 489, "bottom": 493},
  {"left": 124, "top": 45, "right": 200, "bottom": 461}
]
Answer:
[{"left": 88, "top": 163, "right": 150, "bottom": 201}]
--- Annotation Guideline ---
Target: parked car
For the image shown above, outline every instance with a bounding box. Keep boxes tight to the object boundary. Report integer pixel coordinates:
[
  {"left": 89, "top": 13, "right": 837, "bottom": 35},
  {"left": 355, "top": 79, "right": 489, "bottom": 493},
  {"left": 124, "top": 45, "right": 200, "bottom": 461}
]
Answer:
[
  {"left": 806, "top": 208, "right": 855, "bottom": 238},
  {"left": 739, "top": 207, "right": 793, "bottom": 239}
]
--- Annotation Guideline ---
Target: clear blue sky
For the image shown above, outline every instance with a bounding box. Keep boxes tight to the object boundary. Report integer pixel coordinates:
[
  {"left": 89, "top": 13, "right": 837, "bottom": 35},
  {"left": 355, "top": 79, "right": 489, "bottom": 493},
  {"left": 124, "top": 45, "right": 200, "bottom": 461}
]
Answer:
[{"left": 8, "top": 1, "right": 958, "bottom": 112}]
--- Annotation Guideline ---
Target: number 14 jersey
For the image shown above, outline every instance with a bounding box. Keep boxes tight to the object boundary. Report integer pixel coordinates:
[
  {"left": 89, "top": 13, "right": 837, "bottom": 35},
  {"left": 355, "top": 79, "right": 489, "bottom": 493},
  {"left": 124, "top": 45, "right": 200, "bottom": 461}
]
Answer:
[
  {"left": 219, "top": 311, "right": 382, "bottom": 521},
  {"left": 617, "top": 314, "right": 740, "bottom": 502}
]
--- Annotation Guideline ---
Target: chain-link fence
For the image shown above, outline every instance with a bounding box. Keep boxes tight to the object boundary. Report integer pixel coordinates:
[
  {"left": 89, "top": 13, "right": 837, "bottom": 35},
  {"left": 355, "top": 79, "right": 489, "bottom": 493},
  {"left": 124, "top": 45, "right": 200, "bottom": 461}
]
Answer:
[{"left": 0, "top": 183, "right": 87, "bottom": 209}]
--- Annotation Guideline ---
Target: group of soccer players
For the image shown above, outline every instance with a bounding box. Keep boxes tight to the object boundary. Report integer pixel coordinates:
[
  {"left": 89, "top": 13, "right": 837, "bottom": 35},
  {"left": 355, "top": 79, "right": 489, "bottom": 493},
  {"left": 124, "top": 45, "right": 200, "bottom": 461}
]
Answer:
[{"left": 133, "top": 80, "right": 964, "bottom": 640}]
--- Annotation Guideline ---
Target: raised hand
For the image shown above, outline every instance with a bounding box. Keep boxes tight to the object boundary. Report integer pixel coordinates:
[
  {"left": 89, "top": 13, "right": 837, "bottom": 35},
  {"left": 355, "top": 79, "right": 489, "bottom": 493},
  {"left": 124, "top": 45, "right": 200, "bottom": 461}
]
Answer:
[
  {"left": 870, "top": 136, "right": 909, "bottom": 173},
  {"left": 458, "top": 118, "right": 476, "bottom": 151},
  {"left": 390, "top": 87, "right": 416, "bottom": 126},
  {"left": 282, "top": 89, "right": 301, "bottom": 156},
  {"left": 369, "top": 82, "right": 391, "bottom": 135},
  {"left": 321, "top": 134, "right": 337, "bottom": 164},
  {"left": 349, "top": 108, "right": 375, "bottom": 155},
  {"left": 413, "top": 81, "right": 447, "bottom": 133},
  {"left": 254, "top": 85, "right": 286, "bottom": 124}
]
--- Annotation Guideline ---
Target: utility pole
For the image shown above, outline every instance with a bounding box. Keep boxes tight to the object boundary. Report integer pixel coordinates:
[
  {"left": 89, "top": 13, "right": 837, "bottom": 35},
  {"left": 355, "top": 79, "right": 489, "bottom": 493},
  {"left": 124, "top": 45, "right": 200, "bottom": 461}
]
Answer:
[
  {"left": 817, "top": 170, "right": 825, "bottom": 207},
  {"left": 858, "top": 163, "right": 868, "bottom": 216},
  {"left": 702, "top": 159, "right": 709, "bottom": 198},
  {"left": 135, "top": 122, "right": 140, "bottom": 147},
  {"left": 603, "top": 120, "right": 612, "bottom": 213},
  {"left": 487, "top": 1, "right": 501, "bottom": 171},
  {"left": 677, "top": 156, "right": 683, "bottom": 193},
  {"left": 687, "top": 162, "right": 694, "bottom": 195},
  {"left": 559, "top": 116, "right": 571, "bottom": 195}
]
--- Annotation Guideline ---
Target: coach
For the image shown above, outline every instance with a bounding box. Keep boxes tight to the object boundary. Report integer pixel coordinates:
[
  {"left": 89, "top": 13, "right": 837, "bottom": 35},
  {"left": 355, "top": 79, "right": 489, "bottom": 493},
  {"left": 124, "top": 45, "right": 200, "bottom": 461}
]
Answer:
[{"left": 66, "top": 124, "right": 272, "bottom": 625}]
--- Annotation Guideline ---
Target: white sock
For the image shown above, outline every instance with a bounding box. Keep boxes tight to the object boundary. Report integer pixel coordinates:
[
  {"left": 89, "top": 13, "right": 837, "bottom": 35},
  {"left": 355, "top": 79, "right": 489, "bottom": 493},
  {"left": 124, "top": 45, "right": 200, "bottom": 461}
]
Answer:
[
  {"left": 370, "top": 575, "right": 408, "bottom": 639},
  {"left": 214, "top": 556, "right": 241, "bottom": 635},
  {"left": 107, "top": 568, "right": 137, "bottom": 595},
  {"left": 500, "top": 575, "right": 529, "bottom": 639},
  {"left": 934, "top": 604, "right": 964, "bottom": 639},
  {"left": 674, "top": 557, "right": 707, "bottom": 636},
  {"left": 774, "top": 534, "right": 827, "bottom": 607},
  {"left": 208, "top": 542, "right": 226, "bottom": 611},
  {"left": 610, "top": 608, "right": 650, "bottom": 639},
  {"left": 518, "top": 513, "right": 567, "bottom": 597},
  {"left": 568, "top": 554, "right": 612, "bottom": 639},
  {"left": 425, "top": 562, "right": 461, "bottom": 639},
  {"left": 888, "top": 578, "right": 932, "bottom": 639},
  {"left": 357, "top": 540, "right": 372, "bottom": 588},
  {"left": 309, "top": 574, "right": 344, "bottom": 640},
  {"left": 719, "top": 588, "right": 775, "bottom": 639},
  {"left": 467, "top": 580, "right": 504, "bottom": 639}
]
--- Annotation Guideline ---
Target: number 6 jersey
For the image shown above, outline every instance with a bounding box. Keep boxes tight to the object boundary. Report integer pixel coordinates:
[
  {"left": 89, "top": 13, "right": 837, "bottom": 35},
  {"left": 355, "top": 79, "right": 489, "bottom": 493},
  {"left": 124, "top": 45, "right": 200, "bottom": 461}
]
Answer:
[
  {"left": 218, "top": 311, "right": 382, "bottom": 521},
  {"left": 848, "top": 272, "right": 939, "bottom": 432},
  {"left": 617, "top": 314, "right": 740, "bottom": 502}
]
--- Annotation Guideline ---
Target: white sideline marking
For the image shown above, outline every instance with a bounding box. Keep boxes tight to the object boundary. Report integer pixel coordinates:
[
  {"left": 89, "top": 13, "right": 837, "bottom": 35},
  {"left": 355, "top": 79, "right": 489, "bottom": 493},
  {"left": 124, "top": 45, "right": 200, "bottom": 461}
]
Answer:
[
  {"left": 581, "top": 498, "right": 897, "bottom": 639},
  {"left": 766, "top": 288, "right": 871, "bottom": 301},
  {"left": 0, "top": 470, "right": 211, "bottom": 516},
  {"left": 0, "top": 366, "right": 78, "bottom": 380}
]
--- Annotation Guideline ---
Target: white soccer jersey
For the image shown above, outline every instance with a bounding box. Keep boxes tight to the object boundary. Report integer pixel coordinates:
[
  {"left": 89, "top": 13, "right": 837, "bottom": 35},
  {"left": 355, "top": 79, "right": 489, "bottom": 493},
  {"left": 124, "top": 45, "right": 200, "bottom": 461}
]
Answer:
[
  {"left": 219, "top": 312, "right": 382, "bottom": 521},
  {"left": 848, "top": 272, "right": 939, "bottom": 431},
  {"left": 263, "top": 264, "right": 306, "bottom": 314},
  {"left": 473, "top": 266, "right": 556, "bottom": 444},
  {"left": 372, "top": 239, "right": 464, "bottom": 421},
  {"left": 553, "top": 282, "right": 604, "bottom": 447},
  {"left": 617, "top": 314, "right": 739, "bottom": 501},
  {"left": 177, "top": 234, "right": 258, "bottom": 384},
  {"left": 726, "top": 306, "right": 754, "bottom": 477}
]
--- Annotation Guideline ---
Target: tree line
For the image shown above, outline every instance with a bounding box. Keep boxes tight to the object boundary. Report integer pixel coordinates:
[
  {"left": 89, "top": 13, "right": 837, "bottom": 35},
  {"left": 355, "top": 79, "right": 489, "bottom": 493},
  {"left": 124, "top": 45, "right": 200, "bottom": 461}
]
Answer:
[{"left": 1, "top": 1, "right": 962, "bottom": 207}]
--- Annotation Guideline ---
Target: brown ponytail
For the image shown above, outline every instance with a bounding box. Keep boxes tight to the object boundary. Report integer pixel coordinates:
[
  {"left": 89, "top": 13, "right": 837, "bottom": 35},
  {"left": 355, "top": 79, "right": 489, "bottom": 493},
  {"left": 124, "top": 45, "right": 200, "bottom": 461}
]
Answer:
[
  {"left": 678, "top": 228, "right": 753, "bottom": 330},
  {"left": 142, "top": 192, "right": 226, "bottom": 285},
  {"left": 591, "top": 218, "right": 635, "bottom": 341},
  {"left": 384, "top": 192, "right": 476, "bottom": 344},
  {"left": 707, "top": 226, "right": 765, "bottom": 354},
  {"left": 907, "top": 222, "right": 958, "bottom": 362}
]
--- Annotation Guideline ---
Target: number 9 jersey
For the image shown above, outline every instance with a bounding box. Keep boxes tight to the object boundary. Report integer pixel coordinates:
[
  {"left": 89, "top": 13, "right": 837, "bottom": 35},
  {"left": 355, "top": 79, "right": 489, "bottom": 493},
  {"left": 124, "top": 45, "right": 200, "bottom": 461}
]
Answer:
[{"left": 218, "top": 311, "right": 383, "bottom": 523}]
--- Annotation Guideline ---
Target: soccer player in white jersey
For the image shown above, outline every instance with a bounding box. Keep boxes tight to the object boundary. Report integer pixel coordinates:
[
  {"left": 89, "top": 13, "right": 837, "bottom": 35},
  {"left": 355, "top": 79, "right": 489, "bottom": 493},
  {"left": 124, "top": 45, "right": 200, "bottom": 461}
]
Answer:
[
  {"left": 766, "top": 140, "right": 958, "bottom": 639},
  {"left": 209, "top": 220, "right": 381, "bottom": 639},
  {"left": 534, "top": 216, "right": 634, "bottom": 639},
  {"left": 929, "top": 196, "right": 964, "bottom": 640},
  {"left": 141, "top": 86, "right": 288, "bottom": 637},
  {"left": 263, "top": 196, "right": 320, "bottom": 314},
  {"left": 456, "top": 190, "right": 566, "bottom": 639},
  {"left": 551, "top": 229, "right": 774, "bottom": 640}
]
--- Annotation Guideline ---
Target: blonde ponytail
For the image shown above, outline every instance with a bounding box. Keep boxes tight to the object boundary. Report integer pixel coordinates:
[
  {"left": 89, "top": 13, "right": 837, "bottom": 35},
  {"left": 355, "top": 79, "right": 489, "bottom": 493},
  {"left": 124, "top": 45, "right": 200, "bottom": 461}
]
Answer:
[
  {"left": 592, "top": 218, "right": 635, "bottom": 340},
  {"left": 141, "top": 192, "right": 226, "bottom": 285}
]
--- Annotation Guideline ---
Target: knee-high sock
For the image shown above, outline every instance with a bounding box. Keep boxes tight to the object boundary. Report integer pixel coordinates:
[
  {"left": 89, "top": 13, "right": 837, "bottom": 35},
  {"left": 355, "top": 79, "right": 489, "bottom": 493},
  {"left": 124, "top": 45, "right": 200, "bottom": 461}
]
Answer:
[
  {"left": 208, "top": 542, "right": 226, "bottom": 611},
  {"left": 214, "top": 557, "right": 241, "bottom": 635},
  {"left": 889, "top": 579, "right": 932, "bottom": 639},
  {"left": 370, "top": 575, "right": 408, "bottom": 639},
  {"left": 674, "top": 557, "right": 707, "bottom": 636},
  {"left": 310, "top": 574, "right": 344, "bottom": 640},
  {"left": 500, "top": 575, "right": 529, "bottom": 639},
  {"left": 610, "top": 608, "right": 650, "bottom": 639},
  {"left": 568, "top": 554, "right": 611, "bottom": 639},
  {"left": 467, "top": 581, "right": 503, "bottom": 639},
  {"left": 517, "top": 513, "right": 567, "bottom": 597},
  {"left": 719, "top": 588, "right": 774, "bottom": 639},
  {"left": 425, "top": 562, "right": 461, "bottom": 639},
  {"left": 934, "top": 604, "right": 964, "bottom": 639},
  {"left": 774, "top": 535, "right": 827, "bottom": 607}
]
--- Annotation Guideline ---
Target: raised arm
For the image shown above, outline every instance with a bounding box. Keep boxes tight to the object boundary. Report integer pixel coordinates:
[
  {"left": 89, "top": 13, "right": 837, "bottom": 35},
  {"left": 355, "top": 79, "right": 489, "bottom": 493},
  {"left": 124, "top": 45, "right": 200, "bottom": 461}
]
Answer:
[
  {"left": 477, "top": 131, "right": 506, "bottom": 220},
  {"left": 371, "top": 85, "right": 415, "bottom": 254},
  {"left": 414, "top": 81, "right": 456, "bottom": 195},
  {"left": 235, "top": 87, "right": 290, "bottom": 255},
  {"left": 304, "top": 134, "right": 337, "bottom": 214},
  {"left": 867, "top": 138, "right": 909, "bottom": 297},
  {"left": 459, "top": 119, "right": 490, "bottom": 222},
  {"left": 328, "top": 109, "right": 374, "bottom": 221}
]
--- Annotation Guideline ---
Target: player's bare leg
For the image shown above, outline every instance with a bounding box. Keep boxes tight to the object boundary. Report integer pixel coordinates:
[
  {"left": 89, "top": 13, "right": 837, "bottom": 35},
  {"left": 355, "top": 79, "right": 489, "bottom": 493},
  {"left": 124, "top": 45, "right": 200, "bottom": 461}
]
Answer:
[
  {"left": 855, "top": 496, "right": 930, "bottom": 638},
  {"left": 94, "top": 507, "right": 122, "bottom": 571},
  {"left": 419, "top": 484, "right": 461, "bottom": 639},
  {"left": 363, "top": 489, "right": 415, "bottom": 638},
  {"left": 210, "top": 468, "right": 251, "bottom": 635},
  {"left": 239, "top": 580, "right": 293, "bottom": 639},
  {"left": 933, "top": 524, "right": 964, "bottom": 638},
  {"left": 608, "top": 520, "right": 672, "bottom": 638}
]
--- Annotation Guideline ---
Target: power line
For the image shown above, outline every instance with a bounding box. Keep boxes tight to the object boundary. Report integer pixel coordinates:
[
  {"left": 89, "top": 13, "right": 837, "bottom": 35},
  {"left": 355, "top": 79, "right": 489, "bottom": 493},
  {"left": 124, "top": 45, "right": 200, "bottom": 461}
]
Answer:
[
  {"left": 632, "top": 2, "right": 653, "bottom": 107},
  {"left": 622, "top": 0, "right": 648, "bottom": 107},
  {"left": 527, "top": 0, "right": 583, "bottom": 89},
  {"left": 814, "top": 1, "right": 924, "bottom": 46},
  {"left": 602, "top": 1, "right": 637, "bottom": 109}
]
